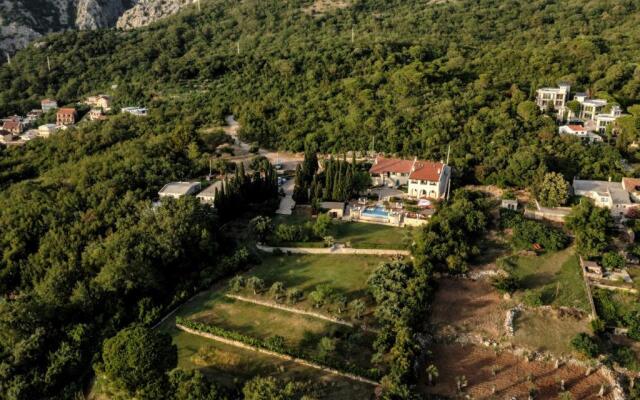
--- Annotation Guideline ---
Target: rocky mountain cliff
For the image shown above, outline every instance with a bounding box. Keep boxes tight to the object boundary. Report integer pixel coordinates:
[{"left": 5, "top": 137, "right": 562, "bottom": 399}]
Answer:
[
  {"left": 0, "top": 0, "right": 195, "bottom": 55},
  {"left": 116, "top": 0, "right": 196, "bottom": 30}
]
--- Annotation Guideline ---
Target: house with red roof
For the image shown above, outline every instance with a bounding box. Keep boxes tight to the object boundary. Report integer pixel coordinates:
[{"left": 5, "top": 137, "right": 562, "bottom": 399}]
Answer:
[
  {"left": 558, "top": 124, "right": 602, "bottom": 143},
  {"left": 56, "top": 108, "right": 77, "bottom": 126},
  {"left": 369, "top": 156, "right": 451, "bottom": 199},
  {"left": 2, "top": 119, "right": 23, "bottom": 135}
]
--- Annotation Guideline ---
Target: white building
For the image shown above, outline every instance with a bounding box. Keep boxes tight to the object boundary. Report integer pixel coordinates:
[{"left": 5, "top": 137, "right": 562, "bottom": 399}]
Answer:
[
  {"left": 572, "top": 179, "right": 634, "bottom": 218},
  {"left": 558, "top": 124, "right": 602, "bottom": 143},
  {"left": 37, "top": 124, "right": 59, "bottom": 138},
  {"left": 577, "top": 98, "right": 607, "bottom": 121},
  {"left": 158, "top": 182, "right": 201, "bottom": 199},
  {"left": 595, "top": 105, "right": 624, "bottom": 134},
  {"left": 196, "top": 181, "right": 224, "bottom": 205},
  {"left": 536, "top": 84, "right": 571, "bottom": 117},
  {"left": 41, "top": 99, "right": 58, "bottom": 112},
  {"left": 121, "top": 107, "right": 148, "bottom": 117},
  {"left": 369, "top": 156, "right": 451, "bottom": 199}
]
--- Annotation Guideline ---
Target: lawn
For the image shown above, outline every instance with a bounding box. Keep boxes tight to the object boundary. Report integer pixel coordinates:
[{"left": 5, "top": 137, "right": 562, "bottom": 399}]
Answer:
[
  {"left": 507, "top": 248, "right": 591, "bottom": 312},
  {"left": 141, "top": 252, "right": 386, "bottom": 399},
  {"left": 247, "top": 253, "right": 384, "bottom": 304},
  {"left": 272, "top": 214, "right": 408, "bottom": 250},
  {"left": 512, "top": 308, "right": 592, "bottom": 356}
]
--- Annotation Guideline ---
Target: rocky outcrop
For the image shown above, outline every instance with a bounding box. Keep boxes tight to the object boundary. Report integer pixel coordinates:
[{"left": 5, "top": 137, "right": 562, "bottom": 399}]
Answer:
[
  {"left": 0, "top": 0, "right": 139, "bottom": 55},
  {"left": 116, "top": 0, "right": 196, "bottom": 30},
  {"left": 76, "top": 0, "right": 134, "bottom": 30}
]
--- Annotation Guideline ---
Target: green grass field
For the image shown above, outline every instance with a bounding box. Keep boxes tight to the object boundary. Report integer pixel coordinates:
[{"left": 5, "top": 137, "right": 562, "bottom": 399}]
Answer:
[
  {"left": 146, "top": 252, "right": 385, "bottom": 399},
  {"left": 508, "top": 248, "right": 591, "bottom": 311},
  {"left": 272, "top": 214, "right": 408, "bottom": 249},
  {"left": 246, "top": 253, "right": 384, "bottom": 306}
]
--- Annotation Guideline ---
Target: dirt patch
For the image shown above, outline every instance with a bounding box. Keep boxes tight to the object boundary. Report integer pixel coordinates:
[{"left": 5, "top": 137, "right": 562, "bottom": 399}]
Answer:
[
  {"left": 302, "top": 0, "right": 351, "bottom": 16},
  {"left": 422, "top": 343, "right": 613, "bottom": 399},
  {"left": 431, "top": 277, "right": 507, "bottom": 338}
]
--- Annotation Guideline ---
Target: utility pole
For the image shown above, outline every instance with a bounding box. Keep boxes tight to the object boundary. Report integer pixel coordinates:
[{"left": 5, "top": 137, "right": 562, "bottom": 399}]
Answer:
[
  {"left": 196, "top": 0, "right": 201, "bottom": 12},
  {"left": 5, "top": 52, "right": 10, "bottom": 65},
  {"left": 237, "top": 40, "right": 240, "bottom": 55},
  {"left": 351, "top": 26, "right": 354, "bottom": 43},
  {"left": 47, "top": 56, "right": 51, "bottom": 72}
]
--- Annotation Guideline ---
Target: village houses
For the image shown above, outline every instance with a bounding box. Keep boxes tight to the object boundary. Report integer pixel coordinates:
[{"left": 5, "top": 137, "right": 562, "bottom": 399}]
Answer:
[
  {"left": 85, "top": 95, "right": 111, "bottom": 111},
  {"left": 369, "top": 156, "right": 451, "bottom": 200},
  {"left": 56, "top": 108, "right": 77, "bottom": 126},
  {"left": 2, "top": 118, "right": 23, "bottom": 135},
  {"left": 41, "top": 99, "right": 58, "bottom": 112}
]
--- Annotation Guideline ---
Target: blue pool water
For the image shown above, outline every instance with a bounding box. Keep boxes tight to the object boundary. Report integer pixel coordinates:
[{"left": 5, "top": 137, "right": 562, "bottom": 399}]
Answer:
[{"left": 361, "top": 206, "right": 390, "bottom": 219}]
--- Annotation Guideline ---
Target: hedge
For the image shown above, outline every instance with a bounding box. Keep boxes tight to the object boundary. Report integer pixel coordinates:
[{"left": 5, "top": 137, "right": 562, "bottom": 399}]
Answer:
[{"left": 176, "top": 317, "right": 380, "bottom": 380}]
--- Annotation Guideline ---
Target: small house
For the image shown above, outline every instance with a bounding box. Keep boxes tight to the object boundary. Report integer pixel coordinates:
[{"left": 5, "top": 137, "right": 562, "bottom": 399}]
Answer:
[
  {"left": 85, "top": 95, "right": 111, "bottom": 111},
  {"left": 501, "top": 199, "right": 518, "bottom": 211},
  {"left": 158, "top": 182, "right": 201, "bottom": 199},
  {"left": 56, "top": 108, "right": 77, "bottom": 126},
  {"left": 41, "top": 99, "right": 58, "bottom": 112},
  {"left": 88, "top": 108, "right": 106, "bottom": 121},
  {"left": 121, "top": 107, "right": 148, "bottom": 117},
  {"left": 320, "top": 201, "right": 345, "bottom": 218},
  {"left": 196, "top": 181, "right": 224, "bottom": 205},
  {"left": 583, "top": 260, "right": 603, "bottom": 277},
  {"left": 2, "top": 119, "right": 23, "bottom": 135},
  {"left": 38, "top": 124, "right": 59, "bottom": 138}
]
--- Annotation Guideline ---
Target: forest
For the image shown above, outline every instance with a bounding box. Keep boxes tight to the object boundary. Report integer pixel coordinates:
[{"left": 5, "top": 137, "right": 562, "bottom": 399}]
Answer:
[{"left": 1, "top": 0, "right": 640, "bottom": 398}]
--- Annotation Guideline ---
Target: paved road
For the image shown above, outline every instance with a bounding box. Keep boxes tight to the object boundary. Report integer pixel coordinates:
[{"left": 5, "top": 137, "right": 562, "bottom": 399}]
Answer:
[{"left": 276, "top": 179, "right": 295, "bottom": 215}]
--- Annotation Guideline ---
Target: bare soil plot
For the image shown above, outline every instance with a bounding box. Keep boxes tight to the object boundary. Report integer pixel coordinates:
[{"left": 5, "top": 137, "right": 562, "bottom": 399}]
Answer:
[
  {"left": 431, "top": 277, "right": 507, "bottom": 338},
  {"left": 302, "top": 0, "right": 351, "bottom": 16},
  {"left": 421, "top": 343, "right": 613, "bottom": 399}
]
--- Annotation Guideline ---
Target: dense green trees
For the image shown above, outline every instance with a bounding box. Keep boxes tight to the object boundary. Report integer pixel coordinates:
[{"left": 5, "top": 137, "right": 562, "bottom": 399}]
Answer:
[
  {"left": 566, "top": 198, "right": 613, "bottom": 258},
  {"left": 101, "top": 326, "right": 177, "bottom": 397},
  {"left": 412, "top": 190, "right": 491, "bottom": 273},
  {"left": 536, "top": 172, "right": 569, "bottom": 207}
]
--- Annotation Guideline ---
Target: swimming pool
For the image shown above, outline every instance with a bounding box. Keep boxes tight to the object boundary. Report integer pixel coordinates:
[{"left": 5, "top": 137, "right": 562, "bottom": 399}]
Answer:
[{"left": 361, "top": 206, "right": 390, "bottom": 219}]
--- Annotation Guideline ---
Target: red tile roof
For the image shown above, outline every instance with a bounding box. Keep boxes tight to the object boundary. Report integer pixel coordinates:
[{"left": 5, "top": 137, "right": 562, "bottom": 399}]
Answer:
[
  {"left": 57, "top": 108, "right": 76, "bottom": 115},
  {"left": 2, "top": 120, "right": 22, "bottom": 130},
  {"left": 409, "top": 161, "right": 445, "bottom": 181},
  {"left": 622, "top": 178, "right": 640, "bottom": 192},
  {"left": 369, "top": 156, "right": 445, "bottom": 181},
  {"left": 369, "top": 156, "right": 414, "bottom": 174},
  {"left": 567, "top": 124, "right": 586, "bottom": 132}
]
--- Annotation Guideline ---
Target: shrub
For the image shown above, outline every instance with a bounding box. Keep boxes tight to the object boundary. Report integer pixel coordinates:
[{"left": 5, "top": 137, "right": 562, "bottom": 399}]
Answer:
[
  {"left": 309, "top": 285, "right": 334, "bottom": 308},
  {"left": 570, "top": 333, "right": 600, "bottom": 358},
  {"left": 601, "top": 252, "right": 625, "bottom": 271},
  {"left": 492, "top": 274, "right": 520, "bottom": 294},
  {"left": 269, "top": 282, "right": 285, "bottom": 302},
  {"left": 246, "top": 276, "right": 265, "bottom": 294},
  {"left": 523, "top": 289, "right": 543, "bottom": 307},
  {"left": 229, "top": 275, "right": 245, "bottom": 293},
  {"left": 285, "top": 288, "right": 303, "bottom": 304},
  {"left": 313, "top": 213, "right": 332, "bottom": 237}
]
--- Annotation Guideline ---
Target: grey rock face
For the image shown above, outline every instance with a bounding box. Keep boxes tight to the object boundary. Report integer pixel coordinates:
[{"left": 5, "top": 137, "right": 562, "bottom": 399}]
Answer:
[{"left": 116, "top": 0, "right": 195, "bottom": 30}]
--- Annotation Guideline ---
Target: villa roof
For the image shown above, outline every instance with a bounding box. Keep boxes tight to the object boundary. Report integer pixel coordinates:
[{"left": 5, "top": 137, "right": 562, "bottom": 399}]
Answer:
[
  {"left": 57, "top": 108, "right": 76, "bottom": 115},
  {"left": 2, "top": 120, "right": 22, "bottom": 130},
  {"left": 370, "top": 156, "right": 414, "bottom": 174},
  {"left": 573, "top": 179, "right": 631, "bottom": 205},
  {"left": 567, "top": 124, "right": 586, "bottom": 132},
  {"left": 409, "top": 161, "right": 445, "bottom": 181},
  {"left": 159, "top": 182, "right": 200, "bottom": 196}
]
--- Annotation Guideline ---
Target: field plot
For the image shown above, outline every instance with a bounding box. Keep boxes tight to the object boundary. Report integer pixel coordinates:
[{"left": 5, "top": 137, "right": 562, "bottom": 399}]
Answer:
[
  {"left": 421, "top": 344, "right": 613, "bottom": 399},
  {"left": 151, "top": 252, "right": 385, "bottom": 398},
  {"left": 272, "top": 214, "right": 407, "bottom": 249},
  {"left": 158, "top": 321, "right": 374, "bottom": 399},
  {"left": 508, "top": 248, "right": 591, "bottom": 311},
  {"left": 431, "top": 277, "right": 506, "bottom": 338},
  {"left": 512, "top": 308, "right": 591, "bottom": 356}
]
